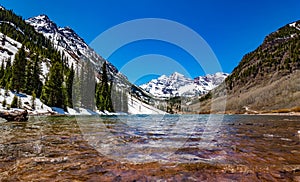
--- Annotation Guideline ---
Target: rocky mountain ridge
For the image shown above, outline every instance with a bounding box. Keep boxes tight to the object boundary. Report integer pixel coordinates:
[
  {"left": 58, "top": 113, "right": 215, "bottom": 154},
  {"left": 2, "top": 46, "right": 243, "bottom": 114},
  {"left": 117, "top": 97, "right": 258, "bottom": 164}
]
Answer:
[
  {"left": 26, "top": 15, "right": 126, "bottom": 85},
  {"left": 140, "top": 72, "right": 228, "bottom": 98}
]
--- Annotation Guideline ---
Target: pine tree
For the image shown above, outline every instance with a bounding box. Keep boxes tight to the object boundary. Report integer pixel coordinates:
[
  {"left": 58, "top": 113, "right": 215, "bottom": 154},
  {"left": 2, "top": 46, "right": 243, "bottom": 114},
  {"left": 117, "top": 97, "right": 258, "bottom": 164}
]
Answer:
[
  {"left": 96, "top": 62, "right": 114, "bottom": 112},
  {"left": 72, "top": 64, "right": 81, "bottom": 108},
  {"left": 107, "top": 81, "right": 113, "bottom": 111},
  {"left": 66, "top": 64, "right": 74, "bottom": 108},
  {"left": 122, "top": 89, "right": 128, "bottom": 113},
  {"left": 80, "top": 60, "right": 95, "bottom": 110},
  {"left": 0, "top": 61, "right": 4, "bottom": 87},
  {"left": 25, "top": 57, "right": 34, "bottom": 94},
  {"left": 18, "top": 97, "right": 22, "bottom": 108},
  {"left": 32, "top": 55, "right": 43, "bottom": 97},
  {"left": 11, "top": 95, "right": 18, "bottom": 108},
  {"left": 31, "top": 91, "right": 36, "bottom": 110},
  {"left": 79, "top": 62, "right": 84, "bottom": 106},
  {"left": 111, "top": 85, "right": 128, "bottom": 113},
  {"left": 4, "top": 84, "right": 9, "bottom": 97},
  {"left": 1, "top": 58, "right": 12, "bottom": 88},
  {"left": 95, "top": 84, "right": 102, "bottom": 111},
  {"left": 10, "top": 46, "right": 27, "bottom": 92},
  {"left": 111, "top": 85, "right": 121, "bottom": 112},
  {"left": 2, "top": 99, "right": 6, "bottom": 108},
  {"left": 41, "top": 61, "right": 65, "bottom": 109},
  {"left": 2, "top": 35, "right": 6, "bottom": 46},
  {"left": 25, "top": 55, "right": 42, "bottom": 97}
]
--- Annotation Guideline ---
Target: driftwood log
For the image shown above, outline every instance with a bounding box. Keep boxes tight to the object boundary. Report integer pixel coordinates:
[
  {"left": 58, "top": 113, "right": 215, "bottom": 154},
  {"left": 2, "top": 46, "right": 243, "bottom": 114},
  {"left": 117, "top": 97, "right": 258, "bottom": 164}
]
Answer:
[{"left": 0, "top": 110, "right": 28, "bottom": 122}]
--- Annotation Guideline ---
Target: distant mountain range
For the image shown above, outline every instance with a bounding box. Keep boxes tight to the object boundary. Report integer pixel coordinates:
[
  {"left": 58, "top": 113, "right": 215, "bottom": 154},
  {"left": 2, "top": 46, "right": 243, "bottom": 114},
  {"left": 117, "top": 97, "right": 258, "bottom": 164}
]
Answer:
[{"left": 140, "top": 72, "right": 228, "bottom": 98}]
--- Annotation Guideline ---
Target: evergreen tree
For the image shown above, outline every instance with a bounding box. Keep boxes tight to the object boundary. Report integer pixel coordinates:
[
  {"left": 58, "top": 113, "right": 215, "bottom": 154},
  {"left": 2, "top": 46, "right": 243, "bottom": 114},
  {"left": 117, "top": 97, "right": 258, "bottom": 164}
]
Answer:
[
  {"left": 32, "top": 55, "right": 43, "bottom": 97},
  {"left": 25, "top": 55, "right": 42, "bottom": 97},
  {"left": 80, "top": 60, "right": 95, "bottom": 109},
  {"left": 107, "top": 81, "right": 113, "bottom": 111},
  {"left": 96, "top": 62, "right": 114, "bottom": 112},
  {"left": 2, "top": 99, "right": 6, "bottom": 108},
  {"left": 79, "top": 62, "right": 85, "bottom": 107},
  {"left": 2, "top": 35, "right": 6, "bottom": 46},
  {"left": 1, "top": 58, "right": 12, "bottom": 88},
  {"left": 10, "top": 46, "right": 27, "bottom": 92},
  {"left": 41, "top": 61, "right": 65, "bottom": 109},
  {"left": 66, "top": 64, "right": 74, "bottom": 108},
  {"left": 18, "top": 97, "right": 22, "bottom": 108},
  {"left": 72, "top": 64, "right": 81, "bottom": 108},
  {"left": 11, "top": 95, "right": 18, "bottom": 108},
  {"left": 111, "top": 85, "right": 128, "bottom": 113},
  {"left": 4, "top": 84, "right": 9, "bottom": 97},
  {"left": 121, "top": 89, "right": 128, "bottom": 112},
  {"left": 25, "top": 57, "right": 34, "bottom": 94},
  {"left": 0, "top": 61, "right": 4, "bottom": 87},
  {"left": 31, "top": 91, "right": 36, "bottom": 110}
]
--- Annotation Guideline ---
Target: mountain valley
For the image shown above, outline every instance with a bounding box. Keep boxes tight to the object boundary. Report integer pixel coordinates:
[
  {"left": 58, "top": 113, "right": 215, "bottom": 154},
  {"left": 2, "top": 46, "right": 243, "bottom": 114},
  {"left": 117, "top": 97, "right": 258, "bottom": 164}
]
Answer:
[{"left": 0, "top": 5, "right": 299, "bottom": 115}]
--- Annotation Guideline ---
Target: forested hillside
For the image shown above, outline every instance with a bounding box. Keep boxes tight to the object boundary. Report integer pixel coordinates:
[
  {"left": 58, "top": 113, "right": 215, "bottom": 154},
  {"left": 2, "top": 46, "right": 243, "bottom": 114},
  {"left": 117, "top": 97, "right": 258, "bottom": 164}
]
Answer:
[
  {"left": 0, "top": 7, "right": 115, "bottom": 112},
  {"left": 195, "top": 21, "right": 300, "bottom": 113}
]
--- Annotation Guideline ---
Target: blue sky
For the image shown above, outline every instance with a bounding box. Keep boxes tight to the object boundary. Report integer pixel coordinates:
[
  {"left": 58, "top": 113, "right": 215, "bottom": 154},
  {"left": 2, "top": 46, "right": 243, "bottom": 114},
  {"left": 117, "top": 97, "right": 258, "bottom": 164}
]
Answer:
[{"left": 1, "top": 0, "right": 300, "bottom": 84}]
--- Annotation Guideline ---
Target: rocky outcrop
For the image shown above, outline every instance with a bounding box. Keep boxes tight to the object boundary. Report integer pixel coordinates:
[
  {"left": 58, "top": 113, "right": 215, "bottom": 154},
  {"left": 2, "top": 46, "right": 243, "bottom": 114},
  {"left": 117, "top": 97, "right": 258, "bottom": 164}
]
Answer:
[{"left": 0, "top": 110, "right": 28, "bottom": 122}]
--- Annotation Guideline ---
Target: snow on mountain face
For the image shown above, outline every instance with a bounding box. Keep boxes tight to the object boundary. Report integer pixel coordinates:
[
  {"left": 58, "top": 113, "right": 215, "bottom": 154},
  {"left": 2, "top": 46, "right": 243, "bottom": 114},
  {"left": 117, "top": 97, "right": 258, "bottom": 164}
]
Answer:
[
  {"left": 127, "top": 94, "right": 166, "bottom": 114},
  {"left": 0, "top": 8, "right": 164, "bottom": 114},
  {"left": 194, "top": 72, "right": 229, "bottom": 88},
  {"left": 289, "top": 22, "right": 300, "bottom": 31},
  {"left": 0, "top": 32, "right": 22, "bottom": 63},
  {"left": 25, "top": 14, "right": 168, "bottom": 114},
  {"left": 26, "top": 15, "right": 124, "bottom": 84},
  {"left": 27, "top": 15, "right": 58, "bottom": 35},
  {"left": 140, "top": 72, "right": 228, "bottom": 98},
  {"left": 26, "top": 15, "right": 91, "bottom": 65}
]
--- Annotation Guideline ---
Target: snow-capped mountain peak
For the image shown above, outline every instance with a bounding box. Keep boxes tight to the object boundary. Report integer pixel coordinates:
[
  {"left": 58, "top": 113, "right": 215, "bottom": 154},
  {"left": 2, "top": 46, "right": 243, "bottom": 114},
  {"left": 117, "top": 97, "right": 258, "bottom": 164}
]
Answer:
[
  {"left": 34, "top": 14, "right": 50, "bottom": 20},
  {"left": 140, "top": 72, "right": 228, "bottom": 98},
  {"left": 27, "top": 15, "right": 58, "bottom": 35},
  {"left": 26, "top": 14, "right": 131, "bottom": 92},
  {"left": 26, "top": 15, "right": 85, "bottom": 51},
  {"left": 194, "top": 72, "right": 229, "bottom": 86},
  {"left": 170, "top": 72, "right": 184, "bottom": 77},
  {"left": 168, "top": 72, "right": 187, "bottom": 81}
]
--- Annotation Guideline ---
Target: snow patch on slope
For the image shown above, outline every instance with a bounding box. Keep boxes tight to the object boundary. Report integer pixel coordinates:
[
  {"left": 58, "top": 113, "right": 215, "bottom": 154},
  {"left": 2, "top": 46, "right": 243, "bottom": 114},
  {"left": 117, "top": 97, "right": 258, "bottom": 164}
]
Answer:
[
  {"left": 289, "top": 22, "right": 300, "bottom": 31},
  {"left": 0, "top": 89, "right": 52, "bottom": 115},
  {"left": 128, "top": 94, "right": 166, "bottom": 114},
  {"left": 0, "top": 32, "right": 22, "bottom": 63},
  {"left": 0, "top": 88, "right": 127, "bottom": 116}
]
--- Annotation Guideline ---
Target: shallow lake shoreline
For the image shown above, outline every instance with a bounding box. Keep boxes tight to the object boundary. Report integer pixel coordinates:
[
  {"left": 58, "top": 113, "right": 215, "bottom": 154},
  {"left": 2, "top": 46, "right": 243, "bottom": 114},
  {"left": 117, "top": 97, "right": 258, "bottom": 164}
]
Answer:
[{"left": 1, "top": 115, "right": 300, "bottom": 181}]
